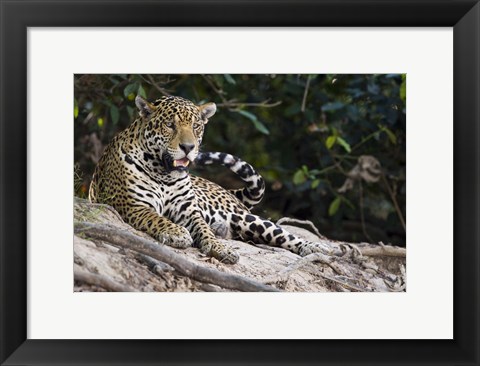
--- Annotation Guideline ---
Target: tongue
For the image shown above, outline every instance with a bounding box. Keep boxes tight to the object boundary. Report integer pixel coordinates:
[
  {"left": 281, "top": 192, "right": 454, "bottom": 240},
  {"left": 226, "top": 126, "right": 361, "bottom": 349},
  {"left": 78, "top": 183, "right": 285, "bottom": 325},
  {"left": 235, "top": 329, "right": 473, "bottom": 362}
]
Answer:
[{"left": 173, "top": 157, "right": 190, "bottom": 167}]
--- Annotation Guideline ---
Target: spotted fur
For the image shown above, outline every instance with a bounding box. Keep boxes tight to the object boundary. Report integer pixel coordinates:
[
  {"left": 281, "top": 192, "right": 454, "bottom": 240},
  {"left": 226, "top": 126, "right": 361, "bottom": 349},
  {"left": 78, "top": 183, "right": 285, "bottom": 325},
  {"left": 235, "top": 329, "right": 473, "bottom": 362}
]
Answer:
[{"left": 89, "top": 95, "right": 331, "bottom": 264}]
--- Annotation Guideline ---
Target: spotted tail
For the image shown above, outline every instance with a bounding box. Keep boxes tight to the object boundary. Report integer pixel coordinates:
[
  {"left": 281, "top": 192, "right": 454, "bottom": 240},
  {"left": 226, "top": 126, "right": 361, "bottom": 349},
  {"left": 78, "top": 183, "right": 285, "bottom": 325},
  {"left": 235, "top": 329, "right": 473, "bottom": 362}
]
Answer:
[{"left": 195, "top": 152, "right": 265, "bottom": 208}]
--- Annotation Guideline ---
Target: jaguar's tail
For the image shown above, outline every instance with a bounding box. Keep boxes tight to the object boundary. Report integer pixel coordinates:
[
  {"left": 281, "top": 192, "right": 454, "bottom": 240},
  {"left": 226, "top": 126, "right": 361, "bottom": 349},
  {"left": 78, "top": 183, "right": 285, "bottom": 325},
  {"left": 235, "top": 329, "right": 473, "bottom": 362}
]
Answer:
[{"left": 195, "top": 151, "right": 265, "bottom": 208}]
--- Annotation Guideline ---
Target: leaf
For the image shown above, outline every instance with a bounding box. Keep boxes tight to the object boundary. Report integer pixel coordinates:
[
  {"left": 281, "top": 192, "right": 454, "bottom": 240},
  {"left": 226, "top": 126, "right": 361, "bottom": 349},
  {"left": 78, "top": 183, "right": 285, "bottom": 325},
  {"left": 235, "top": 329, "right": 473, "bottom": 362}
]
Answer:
[
  {"left": 74, "top": 99, "right": 79, "bottom": 119},
  {"left": 123, "top": 83, "right": 138, "bottom": 97},
  {"left": 400, "top": 77, "right": 406, "bottom": 102},
  {"left": 137, "top": 84, "right": 147, "bottom": 98},
  {"left": 293, "top": 170, "right": 307, "bottom": 185},
  {"left": 311, "top": 179, "right": 321, "bottom": 189},
  {"left": 383, "top": 127, "right": 397, "bottom": 144},
  {"left": 322, "top": 102, "right": 344, "bottom": 112},
  {"left": 251, "top": 120, "right": 270, "bottom": 135},
  {"left": 224, "top": 74, "right": 236, "bottom": 85},
  {"left": 110, "top": 105, "right": 120, "bottom": 124},
  {"left": 126, "top": 105, "right": 134, "bottom": 118},
  {"left": 325, "top": 135, "right": 337, "bottom": 149},
  {"left": 236, "top": 109, "right": 256, "bottom": 120},
  {"left": 336, "top": 136, "right": 351, "bottom": 153},
  {"left": 236, "top": 109, "right": 270, "bottom": 135},
  {"left": 328, "top": 196, "right": 342, "bottom": 216}
]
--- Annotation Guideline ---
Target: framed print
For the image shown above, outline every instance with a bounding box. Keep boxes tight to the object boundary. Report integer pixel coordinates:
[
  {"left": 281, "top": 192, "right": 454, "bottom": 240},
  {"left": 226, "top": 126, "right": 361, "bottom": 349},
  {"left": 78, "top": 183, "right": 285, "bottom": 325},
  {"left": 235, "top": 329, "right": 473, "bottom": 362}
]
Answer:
[{"left": 1, "top": 0, "right": 479, "bottom": 365}]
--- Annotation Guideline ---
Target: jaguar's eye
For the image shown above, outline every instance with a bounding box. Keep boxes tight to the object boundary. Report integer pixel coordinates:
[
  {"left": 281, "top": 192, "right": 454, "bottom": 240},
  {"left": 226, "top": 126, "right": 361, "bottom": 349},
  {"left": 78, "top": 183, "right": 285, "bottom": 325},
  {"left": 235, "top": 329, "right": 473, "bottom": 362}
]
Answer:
[
  {"left": 193, "top": 122, "right": 202, "bottom": 130},
  {"left": 165, "top": 121, "right": 174, "bottom": 129}
]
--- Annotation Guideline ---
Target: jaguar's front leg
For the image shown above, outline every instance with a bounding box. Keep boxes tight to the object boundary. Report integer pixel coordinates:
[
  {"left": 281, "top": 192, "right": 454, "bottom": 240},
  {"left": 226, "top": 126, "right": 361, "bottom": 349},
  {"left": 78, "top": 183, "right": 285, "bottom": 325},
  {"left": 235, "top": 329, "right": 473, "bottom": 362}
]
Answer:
[
  {"left": 183, "top": 211, "right": 239, "bottom": 264},
  {"left": 124, "top": 205, "right": 194, "bottom": 248}
]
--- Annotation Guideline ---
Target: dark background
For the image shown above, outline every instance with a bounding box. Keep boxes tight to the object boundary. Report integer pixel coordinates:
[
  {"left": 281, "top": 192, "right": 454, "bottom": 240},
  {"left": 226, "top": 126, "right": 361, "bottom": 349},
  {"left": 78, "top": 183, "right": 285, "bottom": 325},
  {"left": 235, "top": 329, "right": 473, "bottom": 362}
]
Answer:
[{"left": 74, "top": 74, "right": 406, "bottom": 246}]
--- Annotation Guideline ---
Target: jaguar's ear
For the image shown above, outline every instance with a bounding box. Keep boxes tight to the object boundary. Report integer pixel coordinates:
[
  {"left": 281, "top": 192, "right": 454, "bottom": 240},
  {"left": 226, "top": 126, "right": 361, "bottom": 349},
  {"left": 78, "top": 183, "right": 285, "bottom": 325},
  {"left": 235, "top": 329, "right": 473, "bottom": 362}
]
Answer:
[
  {"left": 135, "top": 95, "right": 156, "bottom": 118},
  {"left": 198, "top": 102, "right": 216, "bottom": 123}
]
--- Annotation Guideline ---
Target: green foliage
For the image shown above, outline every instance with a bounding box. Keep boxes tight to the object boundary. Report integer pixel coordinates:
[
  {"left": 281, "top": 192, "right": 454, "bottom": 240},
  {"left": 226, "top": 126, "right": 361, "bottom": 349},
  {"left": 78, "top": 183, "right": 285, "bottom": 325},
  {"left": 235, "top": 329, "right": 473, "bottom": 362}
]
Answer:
[
  {"left": 293, "top": 170, "right": 307, "bottom": 185},
  {"left": 223, "top": 74, "right": 236, "bottom": 85},
  {"left": 336, "top": 137, "right": 351, "bottom": 153},
  {"left": 400, "top": 74, "right": 406, "bottom": 102},
  {"left": 74, "top": 99, "right": 79, "bottom": 118},
  {"left": 328, "top": 196, "right": 342, "bottom": 216},
  {"left": 325, "top": 135, "right": 336, "bottom": 149},
  {"left": 236, "top": 110, "right": 270, "bottom": 135},
  {"left": 110, "top": 105, "right": 120, "bottom": 125},
  {"left": 74, "top": 73, "right": 406, "bottom": 246}
]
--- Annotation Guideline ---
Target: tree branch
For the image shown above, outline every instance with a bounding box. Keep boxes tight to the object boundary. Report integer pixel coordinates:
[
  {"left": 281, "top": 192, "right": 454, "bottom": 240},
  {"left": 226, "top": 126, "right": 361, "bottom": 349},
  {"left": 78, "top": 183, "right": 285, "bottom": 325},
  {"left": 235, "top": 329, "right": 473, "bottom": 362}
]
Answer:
[
  {"left": 381, "top": 173, "right": 406, "bottom": 233},
  {"left": 74, "top": 269, "right": 139, "bottom": 292},
  {"left": 301, "top": 75, "right": 312, "bottom": 112},
  {"left": 75, "top": 222, "right": 280, "bottom": 292},
  {"left": 216, "top": 100, "right": 282, "bottom": 109},
  {"left": 357, "top": 243, "right": 406, "bottom": 258},
  {"left": 144, "top": 75, "right": 171, "bottom": 96}
]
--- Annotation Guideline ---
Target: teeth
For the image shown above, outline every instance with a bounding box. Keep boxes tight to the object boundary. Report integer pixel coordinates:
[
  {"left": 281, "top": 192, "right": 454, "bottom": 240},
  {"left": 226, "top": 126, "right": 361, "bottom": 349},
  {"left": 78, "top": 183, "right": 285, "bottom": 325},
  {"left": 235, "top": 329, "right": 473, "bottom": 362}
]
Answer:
[{"left": 173, "top": 159, "right": 190, "bottom": 167}]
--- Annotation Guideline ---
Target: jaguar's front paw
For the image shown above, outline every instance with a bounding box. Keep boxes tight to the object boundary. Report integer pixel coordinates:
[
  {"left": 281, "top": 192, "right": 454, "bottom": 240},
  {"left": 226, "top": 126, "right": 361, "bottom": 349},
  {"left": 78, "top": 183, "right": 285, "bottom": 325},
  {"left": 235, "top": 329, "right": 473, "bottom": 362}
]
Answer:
[
  {"left": 215, "top": 247, "right": 240, "bottom": 264},
  {"left": 298, "top": 241, "right": 332, "bottom": 256},
  {"left": 157, "top": 226, "right": 193, "bottom": 249},
  {"left": 200, "top": 240, "right": 239, "bottom": 264}
]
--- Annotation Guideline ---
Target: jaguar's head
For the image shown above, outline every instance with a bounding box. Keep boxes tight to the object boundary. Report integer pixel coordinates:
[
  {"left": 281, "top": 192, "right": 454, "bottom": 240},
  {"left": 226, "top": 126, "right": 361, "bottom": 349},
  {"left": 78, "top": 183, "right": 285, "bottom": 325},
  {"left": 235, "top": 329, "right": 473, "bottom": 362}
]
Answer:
[{"left": 135, "top": 95, "right": 216, "bottom": 172}]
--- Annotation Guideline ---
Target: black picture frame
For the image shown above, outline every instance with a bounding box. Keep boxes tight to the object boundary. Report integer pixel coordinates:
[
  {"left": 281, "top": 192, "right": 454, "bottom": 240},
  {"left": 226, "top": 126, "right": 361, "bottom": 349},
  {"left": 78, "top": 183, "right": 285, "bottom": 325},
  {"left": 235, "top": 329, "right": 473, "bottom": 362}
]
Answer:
[{"left": 1, "top": 1, "right": 479, "bottom": 365}]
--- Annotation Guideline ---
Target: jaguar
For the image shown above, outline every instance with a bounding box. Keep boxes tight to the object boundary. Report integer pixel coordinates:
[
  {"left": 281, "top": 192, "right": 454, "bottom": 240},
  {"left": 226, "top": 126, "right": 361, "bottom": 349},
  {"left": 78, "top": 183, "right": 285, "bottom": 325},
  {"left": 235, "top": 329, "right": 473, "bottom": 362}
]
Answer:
[{"left": 89, "top": 95, "right": 331, "bottom": 264}]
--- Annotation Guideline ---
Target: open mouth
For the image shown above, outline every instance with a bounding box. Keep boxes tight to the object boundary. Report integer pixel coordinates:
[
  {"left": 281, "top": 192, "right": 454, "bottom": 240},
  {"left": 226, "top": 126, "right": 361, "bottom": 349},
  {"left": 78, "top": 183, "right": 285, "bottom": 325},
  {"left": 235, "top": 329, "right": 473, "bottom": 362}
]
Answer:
[{"left": 172, "top": 157, "right": 190, "bottom": 170}]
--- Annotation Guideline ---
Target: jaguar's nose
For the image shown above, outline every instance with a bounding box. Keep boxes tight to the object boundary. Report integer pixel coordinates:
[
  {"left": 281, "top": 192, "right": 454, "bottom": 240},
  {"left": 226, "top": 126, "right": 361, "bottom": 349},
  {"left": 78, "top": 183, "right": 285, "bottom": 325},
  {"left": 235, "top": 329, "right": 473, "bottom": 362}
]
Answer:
[{"left": 179, "top": 143, "right": 195, "bottom": 155}]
